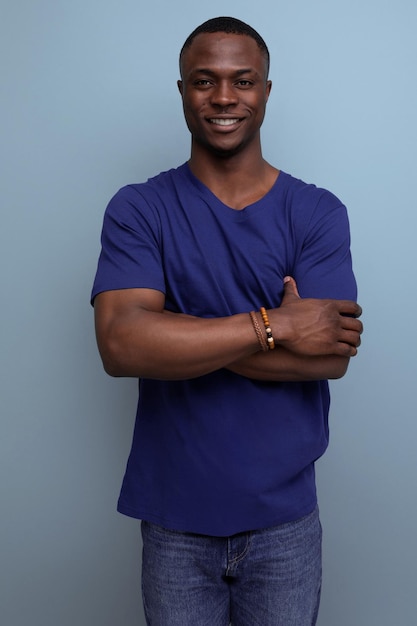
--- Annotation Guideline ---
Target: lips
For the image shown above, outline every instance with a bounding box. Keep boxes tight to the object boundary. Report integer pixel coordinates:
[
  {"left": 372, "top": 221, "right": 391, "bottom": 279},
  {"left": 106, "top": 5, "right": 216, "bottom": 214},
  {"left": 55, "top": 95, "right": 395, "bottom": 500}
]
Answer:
[{"left": 209, "top": 118, "right": 241, "bottom": 126}]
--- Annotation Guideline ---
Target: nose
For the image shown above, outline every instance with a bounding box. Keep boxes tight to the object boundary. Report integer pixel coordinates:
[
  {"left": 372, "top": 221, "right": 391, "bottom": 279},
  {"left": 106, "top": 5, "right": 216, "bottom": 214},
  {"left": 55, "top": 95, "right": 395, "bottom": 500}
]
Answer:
[{"left": 210, "top": 80, "right": 238, "bottom": 108}]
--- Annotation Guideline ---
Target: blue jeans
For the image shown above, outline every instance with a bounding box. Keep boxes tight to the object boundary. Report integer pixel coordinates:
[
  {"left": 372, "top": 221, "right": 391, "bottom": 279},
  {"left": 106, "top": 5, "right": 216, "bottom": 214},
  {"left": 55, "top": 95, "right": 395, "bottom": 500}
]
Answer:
[{"left": 141, "top": 507, "right": 322, "bottom": 625}]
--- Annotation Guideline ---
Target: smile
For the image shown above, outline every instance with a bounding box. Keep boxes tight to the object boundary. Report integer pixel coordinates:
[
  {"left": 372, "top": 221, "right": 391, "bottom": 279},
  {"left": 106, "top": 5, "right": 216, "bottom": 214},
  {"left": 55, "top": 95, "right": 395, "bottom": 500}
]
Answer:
[{"left": 209, "top": 118, "right": 240, "bottom": 126}]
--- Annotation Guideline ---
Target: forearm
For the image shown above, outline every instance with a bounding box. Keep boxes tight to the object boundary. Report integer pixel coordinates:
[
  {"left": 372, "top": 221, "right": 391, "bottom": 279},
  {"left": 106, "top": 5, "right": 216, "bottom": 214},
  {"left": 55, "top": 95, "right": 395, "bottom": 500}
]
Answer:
[
  {"left": 94, "top": 283, "right": 362, "bottom": 381},
  {"left": 96, "top": 305, "right": 259, "bottom": 380},
  {"left": 227, "top": 348, "right": 350, "bottom": 381}
]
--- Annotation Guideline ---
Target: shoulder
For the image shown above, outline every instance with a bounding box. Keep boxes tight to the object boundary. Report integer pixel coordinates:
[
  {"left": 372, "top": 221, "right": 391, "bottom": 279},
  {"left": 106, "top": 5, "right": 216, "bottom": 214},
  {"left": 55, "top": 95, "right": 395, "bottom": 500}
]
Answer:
[
  {"left": 103, "top": 163, "right": 189, "bottom": 226},
  {"left": 110, "top": 163, "right": 188, "bottom": 205},
  {"left": 278, "top": 171, "right": 348, "bottom": 229},
  {"left": 279, "top": 171, "right": 342, "bottom": 207}
]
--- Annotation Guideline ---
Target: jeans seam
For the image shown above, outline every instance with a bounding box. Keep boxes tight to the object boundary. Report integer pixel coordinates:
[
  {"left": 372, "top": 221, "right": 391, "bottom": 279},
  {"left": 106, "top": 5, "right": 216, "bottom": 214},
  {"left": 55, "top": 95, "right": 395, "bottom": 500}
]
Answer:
[{"left": 226, "top": 532, "right": 252, "bottom": 576}]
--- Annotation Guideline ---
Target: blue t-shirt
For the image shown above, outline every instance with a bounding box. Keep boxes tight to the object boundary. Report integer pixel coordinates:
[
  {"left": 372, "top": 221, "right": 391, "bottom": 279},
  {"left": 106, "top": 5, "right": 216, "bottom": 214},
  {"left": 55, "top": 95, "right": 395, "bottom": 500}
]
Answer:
[{"left": 92, "top": 163, "right": 357, "bottom": 536}]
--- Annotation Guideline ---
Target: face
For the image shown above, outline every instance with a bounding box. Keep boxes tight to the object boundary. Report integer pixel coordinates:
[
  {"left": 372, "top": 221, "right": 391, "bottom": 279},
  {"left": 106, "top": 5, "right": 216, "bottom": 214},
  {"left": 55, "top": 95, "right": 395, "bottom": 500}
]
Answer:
[{"left": 178, "top": 33, "right": 272, "bottom": 157}]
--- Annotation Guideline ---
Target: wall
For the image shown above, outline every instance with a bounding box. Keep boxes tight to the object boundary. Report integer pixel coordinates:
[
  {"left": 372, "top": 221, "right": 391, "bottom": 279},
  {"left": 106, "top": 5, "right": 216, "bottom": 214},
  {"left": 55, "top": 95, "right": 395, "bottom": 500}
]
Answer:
[{"left": 1, "top": 1, "right": 416, "bottom": 624}]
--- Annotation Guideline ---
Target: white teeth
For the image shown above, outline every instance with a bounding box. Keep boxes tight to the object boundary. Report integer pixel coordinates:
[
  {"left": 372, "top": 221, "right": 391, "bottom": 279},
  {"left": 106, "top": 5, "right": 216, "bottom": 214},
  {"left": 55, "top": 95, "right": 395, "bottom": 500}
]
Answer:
[{"left": 210, "top": 118, "right": 239, "bottom": 126}]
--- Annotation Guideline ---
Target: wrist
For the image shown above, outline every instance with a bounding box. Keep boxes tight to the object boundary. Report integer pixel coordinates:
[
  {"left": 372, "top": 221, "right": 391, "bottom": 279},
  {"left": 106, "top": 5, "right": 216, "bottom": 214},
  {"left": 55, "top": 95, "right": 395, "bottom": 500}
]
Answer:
[{"left": 249, "top": 308, "right": 276, "bottom": 352}]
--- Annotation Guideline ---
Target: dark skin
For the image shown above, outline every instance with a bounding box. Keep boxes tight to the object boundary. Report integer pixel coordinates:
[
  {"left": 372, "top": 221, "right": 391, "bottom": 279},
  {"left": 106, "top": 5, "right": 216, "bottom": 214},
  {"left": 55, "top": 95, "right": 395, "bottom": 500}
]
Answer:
[
  {"left": 94, "top": 32, "right": 363, "bottom": 381},
  {"left": 178, "top": 32, "right": 277, "bottom": 208}
]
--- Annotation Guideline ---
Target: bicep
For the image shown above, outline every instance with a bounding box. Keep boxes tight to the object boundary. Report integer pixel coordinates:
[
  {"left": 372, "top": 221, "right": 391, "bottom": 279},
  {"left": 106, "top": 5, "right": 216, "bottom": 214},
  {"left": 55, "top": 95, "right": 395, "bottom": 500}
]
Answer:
[{"left": 94, "top": 288, "right": 165, "bottom": 344}]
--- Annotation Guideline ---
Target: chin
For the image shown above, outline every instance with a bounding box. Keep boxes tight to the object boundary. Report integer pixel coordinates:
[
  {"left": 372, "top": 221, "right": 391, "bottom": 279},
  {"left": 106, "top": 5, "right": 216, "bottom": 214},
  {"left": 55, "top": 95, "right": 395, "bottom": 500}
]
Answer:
[{"left": 205, "top": 139, "right": 246, "bottom": 158}]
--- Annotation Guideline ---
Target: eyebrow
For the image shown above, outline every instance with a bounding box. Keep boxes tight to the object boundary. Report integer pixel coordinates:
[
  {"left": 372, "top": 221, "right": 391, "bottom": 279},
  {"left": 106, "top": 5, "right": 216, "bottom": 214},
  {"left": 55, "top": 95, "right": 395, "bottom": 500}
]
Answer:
[{"left": 191, "top": 68, "right": 257, "bottom": 77}]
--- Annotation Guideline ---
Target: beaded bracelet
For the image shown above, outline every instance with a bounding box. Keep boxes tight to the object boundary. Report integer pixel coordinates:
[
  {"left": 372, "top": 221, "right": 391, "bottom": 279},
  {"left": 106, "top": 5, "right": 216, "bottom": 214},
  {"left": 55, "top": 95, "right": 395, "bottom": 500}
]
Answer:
[
  {"left": 249, "top": 311, "right": 269, "bottom": 352},
  {"left": 259, "top": 307, "right": 275, "bottom": 350}
]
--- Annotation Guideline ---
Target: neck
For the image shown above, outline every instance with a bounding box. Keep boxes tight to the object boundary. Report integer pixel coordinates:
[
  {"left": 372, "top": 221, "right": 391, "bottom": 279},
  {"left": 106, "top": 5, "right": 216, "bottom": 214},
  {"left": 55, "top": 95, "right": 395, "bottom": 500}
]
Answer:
[{"left": 187, "top": 143, "right": 279, "bottom": 210}]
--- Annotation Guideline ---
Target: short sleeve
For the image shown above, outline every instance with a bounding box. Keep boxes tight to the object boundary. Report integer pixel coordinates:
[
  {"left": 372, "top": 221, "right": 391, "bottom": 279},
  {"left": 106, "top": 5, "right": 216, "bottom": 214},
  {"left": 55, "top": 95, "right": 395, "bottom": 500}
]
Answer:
[
  {"left": 292, "top": 190, "right": 357, "bottom": 301},
  {"left": 91, "top": 185, "right": 166, "bottom": 304}
]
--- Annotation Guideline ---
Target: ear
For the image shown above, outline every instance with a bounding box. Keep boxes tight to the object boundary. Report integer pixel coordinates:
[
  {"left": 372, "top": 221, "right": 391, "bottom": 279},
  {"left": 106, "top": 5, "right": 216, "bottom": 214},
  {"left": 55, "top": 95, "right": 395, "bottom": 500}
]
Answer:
[
  {"left": 265, "top": 80, "right": 272, "bottom": 102},
  {"left": 177, "top": 80, "right": 183, "bottom": 95}
]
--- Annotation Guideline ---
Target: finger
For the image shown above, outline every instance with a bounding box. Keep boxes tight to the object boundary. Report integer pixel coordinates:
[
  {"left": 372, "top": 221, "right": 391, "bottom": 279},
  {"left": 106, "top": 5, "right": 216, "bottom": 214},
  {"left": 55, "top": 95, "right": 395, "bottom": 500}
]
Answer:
[
  {"left": 338, "top": 301, "right": 362, "bottom": 318},
  {"left": 342, "top": 329, "right": 362, "bottom": 348},
  {"left": 282, "top": 276, "right": 300, "bottom": 299},
  {"left": 336, "top": 342, "right": 359, "bottom": 357},
  {"left": 341, "top": 317, "right": 363, "bottom": 335}
]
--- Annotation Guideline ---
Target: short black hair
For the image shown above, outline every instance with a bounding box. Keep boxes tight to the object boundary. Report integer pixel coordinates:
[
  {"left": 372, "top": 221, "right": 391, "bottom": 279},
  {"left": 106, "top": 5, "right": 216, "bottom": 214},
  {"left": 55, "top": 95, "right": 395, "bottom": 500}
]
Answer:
[{"left": 179, "top": 16, "right": 270, "bottom": 76}]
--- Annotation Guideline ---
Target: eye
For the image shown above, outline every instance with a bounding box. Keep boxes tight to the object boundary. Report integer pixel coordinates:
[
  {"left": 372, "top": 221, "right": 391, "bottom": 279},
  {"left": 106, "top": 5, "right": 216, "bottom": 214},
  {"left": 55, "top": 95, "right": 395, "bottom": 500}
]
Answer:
[
  {"left": 235, "top": 80, "right": 253, "bottom": 88},
  {"left": 194, "top": 79, "right": 212, "bottom": 87}
]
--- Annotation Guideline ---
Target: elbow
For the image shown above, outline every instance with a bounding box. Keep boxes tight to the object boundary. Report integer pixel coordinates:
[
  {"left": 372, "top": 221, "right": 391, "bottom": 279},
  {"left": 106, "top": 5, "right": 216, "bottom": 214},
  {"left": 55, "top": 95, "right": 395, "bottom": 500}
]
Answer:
[
  {"left": 327, "top": 357, "right": 350, "bottom": 380},
  {"left": 98, "top": 335, "right": 155, "bottom": 378},
  {"left": 101, "top": 357, "right": 125, "bottom": 378},
  {"left": 99, "top": 348, "right": 126, "bottom": 378},
  {"left": 97, "top": 337, "right": 136, "bottom": 378},
  {"left": 94, "top": 304, "right": 149, "bottom": 378}
]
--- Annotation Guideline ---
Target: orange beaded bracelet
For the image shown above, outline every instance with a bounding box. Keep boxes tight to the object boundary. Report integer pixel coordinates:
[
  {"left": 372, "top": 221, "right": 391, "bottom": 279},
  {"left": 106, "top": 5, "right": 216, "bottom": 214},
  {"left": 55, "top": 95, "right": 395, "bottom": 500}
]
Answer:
[{"left": 259, "top": 307, "right": 275, "bottom": 350}]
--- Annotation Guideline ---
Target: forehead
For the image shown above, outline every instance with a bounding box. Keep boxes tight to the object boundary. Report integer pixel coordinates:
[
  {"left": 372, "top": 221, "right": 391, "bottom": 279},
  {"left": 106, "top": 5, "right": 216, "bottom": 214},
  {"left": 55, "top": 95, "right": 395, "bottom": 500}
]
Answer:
[{"left": 181, "top": 32, "right": 267, "bottom": 77}]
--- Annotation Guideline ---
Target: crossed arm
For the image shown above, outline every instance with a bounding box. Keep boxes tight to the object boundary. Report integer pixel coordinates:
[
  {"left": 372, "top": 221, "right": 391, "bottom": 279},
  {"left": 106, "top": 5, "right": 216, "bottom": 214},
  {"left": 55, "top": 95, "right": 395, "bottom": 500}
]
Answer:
[{"left": 94, "top": 276, "right": 363, "bottom": 382}]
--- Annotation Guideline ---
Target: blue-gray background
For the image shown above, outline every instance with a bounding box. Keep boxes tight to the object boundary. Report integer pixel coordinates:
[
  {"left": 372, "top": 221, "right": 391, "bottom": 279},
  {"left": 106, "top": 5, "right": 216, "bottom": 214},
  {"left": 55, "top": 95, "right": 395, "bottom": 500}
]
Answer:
[{"left": 1, "top": 1, "right": 416, "bottom": 624}]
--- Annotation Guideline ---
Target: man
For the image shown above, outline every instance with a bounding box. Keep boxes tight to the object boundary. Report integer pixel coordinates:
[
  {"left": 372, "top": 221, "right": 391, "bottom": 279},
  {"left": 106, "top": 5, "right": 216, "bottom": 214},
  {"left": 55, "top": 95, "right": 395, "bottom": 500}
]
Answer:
[{"left": 92, "top": 16, "right": 362, "bottom": 626}]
